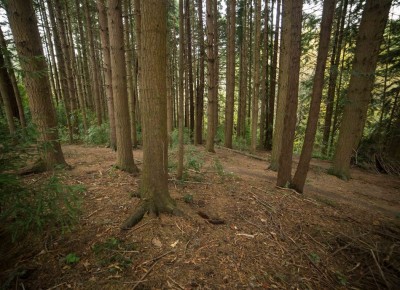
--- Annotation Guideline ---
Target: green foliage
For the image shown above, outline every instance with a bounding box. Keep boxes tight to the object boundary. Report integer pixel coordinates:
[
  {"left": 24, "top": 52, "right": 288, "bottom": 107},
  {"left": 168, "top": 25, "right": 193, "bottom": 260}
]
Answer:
[
  {"left": 335, "top": 272, "right": 348, "bottom": 286},
  {"left": 0, "top": 174, "right": 84, "bottom": 242},
  {"left": 65, "top": 253, "right": 80, "bottom": 264},
  {"left": 213, "top": 158, "right": 225, "bottom": 176},
  {"left": 185, "top": 146, "right": 204, "bottom": 172},
  {"left": 83, "top": 123, "right": 110, "bottom": 145},
  {"left": 309, "top": 252, "right": 320, "bottom": 264},
  {"left": 233, "top": 136, "right": 249, "bottom": 151},
  {"left": 92, "top": 237, "right": 136, "bottom": 270},
  {"left": 169, "top": 128, "right": 191, "bottom": 148}
]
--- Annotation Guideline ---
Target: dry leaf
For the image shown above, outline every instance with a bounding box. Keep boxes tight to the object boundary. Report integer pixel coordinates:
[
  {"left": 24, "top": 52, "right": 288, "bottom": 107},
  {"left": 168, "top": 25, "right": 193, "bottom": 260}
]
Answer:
[{"left": 152, "top": 237, "right": 163, "bottom": 248}]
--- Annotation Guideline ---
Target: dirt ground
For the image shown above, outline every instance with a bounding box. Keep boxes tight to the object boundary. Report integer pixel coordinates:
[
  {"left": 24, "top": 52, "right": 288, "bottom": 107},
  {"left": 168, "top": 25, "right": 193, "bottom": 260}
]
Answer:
[{"left": 1, "top": 144, "right": 400, "bottom": 289}]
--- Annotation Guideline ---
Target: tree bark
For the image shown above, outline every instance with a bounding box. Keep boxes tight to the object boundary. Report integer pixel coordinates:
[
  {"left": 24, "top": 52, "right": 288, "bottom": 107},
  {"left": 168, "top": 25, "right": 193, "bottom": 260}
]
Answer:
[
  {"left": 85, "top": 0, "right": 102, "bottom": 125},
  {"left": 6, "top": 0, "right": 66, "bottom": 169},
  {"left": 322, "top": 0, "right": 348, "bottom": 155},
  {"left": 138, "top": 0, "right": 175, "bottom": 212},
  {"left": 205, "top": 0, "right": 216, "bottom": 153},
  {"left": 237, "top": 0, "right": 249, "bottom": 139},
  {"left": 195, "top": 0, "right": 205, "bottom": 145},
  {"left": 108, "top": 0, "right": 138, "bottom": 174},
  {"left": 0, "top": 29, "right": 25, "bottom": 128},
  {"left": 276, "top": 0, "right": 303, "bottom": 187},
  {"left": 0, "top": 50, "right": 16, "bottom": 134},
  {"left": 177, "top": 0, "right": 185, "bottom": 179},
  {"left": 185, "top": 0, "right": 195, "bottom": 137},
  {"left": 250, "top": 0, "right": 261, "bottom": 154},
  {"left": 291, "top": 0, "right": 336, "bottom": 193},
  {"left": 224, "top": 0, "right": 236, "bottom": 149},
  {"left": 270, "top": 0, "right": 290, "bottom": 171},
  {"left": 331, "top": 0, "right": 392, "bottom": 179},
  {"left": 97, "top": 0, "right": 117, "bottom": 150},
  {"left": 259, "top": 0, "right": 269, "bottom": 149},
  {"left": 266, "top": 0, "right": 281, "bottom": 150}
]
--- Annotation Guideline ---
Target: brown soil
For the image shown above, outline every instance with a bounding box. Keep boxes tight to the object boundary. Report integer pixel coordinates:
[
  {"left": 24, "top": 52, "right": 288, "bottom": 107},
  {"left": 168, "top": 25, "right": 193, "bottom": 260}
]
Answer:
[{"left": 1, "top": 144, "right": 400, "bottom": 289}]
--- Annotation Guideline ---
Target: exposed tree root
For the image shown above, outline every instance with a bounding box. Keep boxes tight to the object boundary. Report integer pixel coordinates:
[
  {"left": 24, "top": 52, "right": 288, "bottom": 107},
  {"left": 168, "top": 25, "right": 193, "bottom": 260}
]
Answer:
[
  {"left": 17, "top": 159, "right": 46, "bottom": 175},
  {"left": 121, "top": 202, "right": 184, "bottom": 230}
]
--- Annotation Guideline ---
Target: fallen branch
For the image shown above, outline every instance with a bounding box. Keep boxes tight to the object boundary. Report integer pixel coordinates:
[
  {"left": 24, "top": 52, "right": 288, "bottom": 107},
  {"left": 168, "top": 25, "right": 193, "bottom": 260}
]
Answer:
[
  {"left": 370, "top": 249, "right": 391, "bottom": 289},
  {"left": 216, "top": 145, "right": 268, "bottom": 161},
  {"left": 132, "top": 260, "right": 159, "bottom": 290}
]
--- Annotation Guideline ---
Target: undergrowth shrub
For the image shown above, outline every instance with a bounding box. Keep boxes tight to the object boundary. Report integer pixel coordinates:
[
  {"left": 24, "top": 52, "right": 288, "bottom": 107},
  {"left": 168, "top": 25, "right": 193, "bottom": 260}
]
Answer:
[
  {"left": 84, "top": 123, "right": 110, "bottom": 145},
  {"left": 0, "top": 120, "right": 84, "bottom": 242}
]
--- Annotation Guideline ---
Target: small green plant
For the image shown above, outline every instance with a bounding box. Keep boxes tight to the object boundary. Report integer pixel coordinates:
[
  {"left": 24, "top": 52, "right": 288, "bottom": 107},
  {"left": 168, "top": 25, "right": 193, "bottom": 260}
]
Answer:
[
  {"left": 214, "top": 158, "right": 224, "bottom": 176},
  {"left": 185, "top": 146, "right": 204, "bottom": 172},
  {"left": 169, "top": 128, "right": 191, "bottom": 148},
  {"left": 184, "top": 194, "right": 193, "bottom": 204},
  {"left": 309, "top": 252, "right": 320, "bottom": 264},
  {"left": 335, "top": 271, "right": 347, "bottom": 286},
  {"left": 65, "top": 253, "right": 80, "bottom": 264}
]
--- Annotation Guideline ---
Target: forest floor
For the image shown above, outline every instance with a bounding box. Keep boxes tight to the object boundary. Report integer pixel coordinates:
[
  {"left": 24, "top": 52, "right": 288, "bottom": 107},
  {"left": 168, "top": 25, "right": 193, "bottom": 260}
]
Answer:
[{"left": 1, "top": 144, "right": 400, "bottom": 289}]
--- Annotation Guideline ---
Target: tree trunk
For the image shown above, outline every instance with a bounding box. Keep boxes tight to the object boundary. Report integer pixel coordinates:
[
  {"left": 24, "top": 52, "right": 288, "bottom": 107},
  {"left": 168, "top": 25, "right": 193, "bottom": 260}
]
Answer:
[
  {"left": 85, "top": 0, "right": 102, "bottom": 126},
  {"left": 291, "top": 0, "right": 336, "bottom": 193},
  {"left": 0, "top": 29, "right": 25, "bottom": 128},
  {"left": 276, "top": 0, "right": 303, "bottom": 187},
  {"left": 250, "top": 0, "right": 261, "bottom": 154},
  {"left": 270, "top": 0, "right": 290, "bottom": 171},
  {"left": 185, "top": 0, "right": 195, "bottom": 137},
  {"left": 108, "top": 0, "right": 139, "bottom": 174},
  {"left": 205, "top": 0, "right": 216, "bottom": 153},
  {"left": 259, "top": 0, "right": 269, "bottom": 149},
  {"left": 54, "top": 0, "right": 79, "bottom": 140},
  {"left": 237, "top": 0, "right": 249, "bottom": 139},
  {"left": 195, "top": 0, "right": 205, "bottom": 145},
  {"left": 266, "top": 0, "right": 281, "bottom": 150},
  {"left": 138, "top": 0, "right": 175, "bottom": 212},
  {"left": 97, "top": 0, "right": 117, "bottom": 150},
  {"left": 322, "top": 0, "right": 348, "bottom": 155},
  {"left": 0, "top": 50, "right": 16, "bottom": 134},
  {"left": 331, "top": 0, "right": 392, "bottom": 180},
  {"left": 177, "top": 0, "right": 185, "bottom": 179},
  {"left": 6, "top": 0, "right": 66, "bottom": 169},
  {"left": 224, "top": 0, "right": 236, "bottom": 149}
]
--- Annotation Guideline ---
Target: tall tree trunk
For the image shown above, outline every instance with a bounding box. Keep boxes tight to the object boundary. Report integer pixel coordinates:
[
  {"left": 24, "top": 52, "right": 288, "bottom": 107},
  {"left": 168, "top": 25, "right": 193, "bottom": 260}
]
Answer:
[
  {"left": 224, "top": 0, "right": 236, "bottom": 149},
  {"left": 185, "top": 0, "right": 195, "bottom": 137},
  {"left": 250, "top": 0, "right": 261, "bottom": 154},
  {"left": 205, "top": 0, "right": 216, "bottom": 153},
  {"left": 0, "top": 51, "right": 16, "bottom": 134},
  {"left": 276, "top": 0, "right": 303, "bottom": 186},
  {"left": 124, "top": 0, "right": 137, "bottom": 150},
  {"left": 213, "top": 0, "right": 219, "bottom": 132},
  {"left": 177, "top": 0, "right": 185, "bottom": 179},
  {"left": 237, "top": 0, "right": 249, "bottom": 139},
  {"left": 134, "top": 0, "right": 142, "bottom": 145},
  {"left": 54, "top": 0, "right": 79, "bottom": 140},
  {"left": 331, "top": 0, "right": 392, "bottom": 180},
  {"left": 322, "top": 0, "right": 348, "bottom": 155},
  {"left": 266, "top": 0, "right": 281, "bottom": 150},
  {"left": 291, "top": 0, "right": 336, "bottom": 193},
  {"left": 137, "top": 0, "right": 175, "bottom": 213},
  {"left": 0, "top": 29, "right": 25, "bottom": 128},
  {"left": 270, "top": 0, "right": 289, "bottom": 171},
  {"left": 108, "top": 0, "right": 139, "bottom": 174},
  {"left": 98, "top": 0, "right": 117, "bottom": 150},
  {"left": 47, "top": 0, "right": 73, "bottom": 143},
  {"left": 6, "top": 0, "right": 66, "bottom": 169},
  {"left": 85, "top": 0, "right": 102, "bottom": 125},
  {"left": 195, "top": 0, "right": 205, "bottom": 145},
  {"left": 259, "top": 0, "right": 269, "bottom": 149}
]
